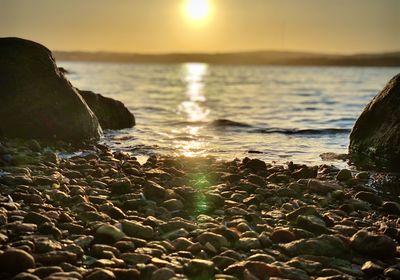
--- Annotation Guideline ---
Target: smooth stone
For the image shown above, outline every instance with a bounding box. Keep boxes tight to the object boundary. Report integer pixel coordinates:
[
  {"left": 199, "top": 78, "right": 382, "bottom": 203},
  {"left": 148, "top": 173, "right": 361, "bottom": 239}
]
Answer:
[
  {"left": 23, "top": 212, "right": 52, "bottom": 226},
  {"left": 197, "top": 232, "right": 230, "bottom": 249},
  {"left": 286, "top": 206, "right": 318, "bottom": 221},
  {"left": 270, "top": 228, "right": 297, "bottom": 244},
  {"left": 184, "top": 259, "right": 215, "bottom": 279},
  {"left": 94, "top": 224, "right": 126, "bottom": 245},
  {"left": 162, "top": 228, "right": 190, "bottom": 240},
  {"left": 31, "top": 266, "right": 63, "bottom": 278},
  {"left": 354, "top": 191, "right": 382, "bottom": 206},
  {"left": 296, "top": 215, "right": 329, "bottom": 234},
  {"left": 350, "top": 230, "right": 396, "bottom": 258},
  {"left": 13, "top": 272, "right": 41, "bottom": 280},
  {"left": 224, "top": 261, "right": 273, "bottom": 280},
  {"left": 282, "top": 235, "right": 348, "bottom": 258},
  {"left": 151, "top": 267, "right": 175, "bottom": 280},
  {"left": 292, "top": 166, "right": 317, "bottom": 179},
  {"left": 85, "top": 269, "right": 116, "bottom": 280},
  {"left": 143, "top": 180, "right": 166, "bottom": 201},
  {"left": 110, "top": 179, "right": 132, "bottom": 195},
  {"left": 307, "top": 179, "right": 341, "bottom": 194},
  {"left": 0, "top": 248, "right": 36, "bottom": 274},
  {"left": 171, "top": 237, "right": 194, "bottom": 251},
  {"left": 120, "top": 253, "right": 152, "bottom": 264},
  {"left": 78, "top": 89, "right": 135, "bottom": 130},
  {"left": 384, "top": 268, "right": 400, "bottom": 279},
  {"left": 122, "top": 220, "right": 154, "bottom": 239},
  {"left": 349, "top": 73, "right": 400, "bottom": 171},
  {"left": 110, "top": 268, "right": 140, "bottom": 280},
  {"left": 382, "top": 201, "right": 400, "bottom": 215},
  {"left": 235, "top": 237, "right": 261, "bottom": 251},
  {"left": 243, "top": 158, "right": 267, "bottom": 173},
  {"left": 336, "top": 169, "right": 352, "bottom": 181},
  {"left": 34, "top": 251, "right": 77, "bottom": 266},
  {"left": 161, "top": 199, "right": 184, "bottom": 211},
  {"left": 360, "top": 261, "right": 384, "bottom": 275},
  {"left": 0, "top": 37, "right": 102, "bottom": 141}
]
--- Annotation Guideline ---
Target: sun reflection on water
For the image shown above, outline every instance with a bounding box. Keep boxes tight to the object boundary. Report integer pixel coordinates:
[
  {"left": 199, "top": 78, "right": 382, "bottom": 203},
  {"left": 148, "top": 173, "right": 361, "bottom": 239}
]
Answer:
[{"left": 176, "top": 63, "right": 210, "bottom": 157}]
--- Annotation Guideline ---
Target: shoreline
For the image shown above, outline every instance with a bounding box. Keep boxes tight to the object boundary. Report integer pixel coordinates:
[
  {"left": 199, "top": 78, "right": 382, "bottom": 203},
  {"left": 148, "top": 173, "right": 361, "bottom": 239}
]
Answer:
[{"left": 0, "top": 138, "right": 399, "bottom": 279}]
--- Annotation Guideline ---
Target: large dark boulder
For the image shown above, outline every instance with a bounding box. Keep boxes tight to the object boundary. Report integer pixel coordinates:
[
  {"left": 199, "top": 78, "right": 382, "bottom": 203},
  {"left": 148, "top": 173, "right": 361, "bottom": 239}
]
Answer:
[
  {"left": 0, "top": 37, "right": 102, "bottom": 141},
  {"left": 78, "top": 90, "right": 135, "bottom": 129},
  {"left": 349, "top": 74, "right": 400, "bottom": 171}
]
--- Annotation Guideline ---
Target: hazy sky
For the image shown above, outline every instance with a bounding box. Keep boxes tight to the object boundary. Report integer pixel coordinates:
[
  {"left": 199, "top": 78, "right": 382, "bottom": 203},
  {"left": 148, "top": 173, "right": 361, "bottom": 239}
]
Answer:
[{"left": 1, "top": 0, "right": 399, "bottom": 54}]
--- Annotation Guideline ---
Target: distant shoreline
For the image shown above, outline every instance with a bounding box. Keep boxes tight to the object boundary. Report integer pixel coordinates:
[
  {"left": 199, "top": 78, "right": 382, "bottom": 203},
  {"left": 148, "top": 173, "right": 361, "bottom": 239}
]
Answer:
[{"left": 54, "top": 50, "right": 400, "bottom": 67}]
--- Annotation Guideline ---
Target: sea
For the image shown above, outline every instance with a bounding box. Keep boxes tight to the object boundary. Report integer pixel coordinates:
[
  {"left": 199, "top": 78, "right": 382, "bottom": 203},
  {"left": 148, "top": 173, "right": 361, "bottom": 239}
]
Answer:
[{"left": 59, "top": 61, "right": 400, "bottom": 167}]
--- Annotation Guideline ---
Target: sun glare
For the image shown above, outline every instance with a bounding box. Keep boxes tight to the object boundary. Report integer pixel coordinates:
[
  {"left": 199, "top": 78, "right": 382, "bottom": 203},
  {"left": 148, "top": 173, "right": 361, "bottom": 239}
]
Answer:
[{"left": 185, "top": 0, "right": 212, "bottom": 22}]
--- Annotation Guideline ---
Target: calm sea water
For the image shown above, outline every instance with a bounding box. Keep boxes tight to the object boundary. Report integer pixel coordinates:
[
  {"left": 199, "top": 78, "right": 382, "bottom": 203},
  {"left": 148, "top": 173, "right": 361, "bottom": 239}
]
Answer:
[{"left": 60, "top": 61, "right": 400, "bottom": 166}]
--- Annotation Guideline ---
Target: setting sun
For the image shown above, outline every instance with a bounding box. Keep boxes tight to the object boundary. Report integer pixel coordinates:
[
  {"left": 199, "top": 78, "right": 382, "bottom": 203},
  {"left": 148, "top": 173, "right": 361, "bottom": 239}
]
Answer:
[{"left": 185, "top": 0, "right": 212, "bottom": 22}]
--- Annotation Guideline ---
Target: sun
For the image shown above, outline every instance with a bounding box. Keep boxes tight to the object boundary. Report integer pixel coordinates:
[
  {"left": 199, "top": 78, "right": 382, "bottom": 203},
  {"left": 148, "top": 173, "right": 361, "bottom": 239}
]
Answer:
[{"left": 185, "top": 0, "right": 212, "bottom": 22}]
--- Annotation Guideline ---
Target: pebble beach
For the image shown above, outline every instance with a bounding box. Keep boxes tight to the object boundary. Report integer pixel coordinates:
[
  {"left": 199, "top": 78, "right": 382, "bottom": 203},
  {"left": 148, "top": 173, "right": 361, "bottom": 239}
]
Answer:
[{"left": 0, "top": 139, "right": 399, "bottom": 280}]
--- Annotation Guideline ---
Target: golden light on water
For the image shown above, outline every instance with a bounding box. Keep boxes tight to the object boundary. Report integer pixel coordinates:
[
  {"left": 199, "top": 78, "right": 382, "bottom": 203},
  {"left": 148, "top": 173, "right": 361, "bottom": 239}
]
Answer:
[
  {"left": 184, "top": 0, "right": 212, "bottom": 22},
  {"left": 176, "top": 63, "right": 209, "bottom": 157}
]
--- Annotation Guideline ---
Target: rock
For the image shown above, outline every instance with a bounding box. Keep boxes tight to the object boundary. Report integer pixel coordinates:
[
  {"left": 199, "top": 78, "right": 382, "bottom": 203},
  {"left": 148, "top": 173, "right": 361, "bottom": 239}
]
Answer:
[
  {"left": 78, "top": 90, "right": 135, "bottom": 130},
  {"left": 23, "top": 212, "right": 52, "bottom": 226},
  {"left": 292, "top": 166, "right": 317, "bottom": 179},
  {"left": 0, "top": 37, "right": 102, "bottom": 141},
  {"left": 235, "top": 237, "right": 261, "bottom": 251},
  {"left": 382, "top": 201, "right": 400, "bottom": 215},
  {"left": 336, "top": 169, "right": 352, "bottom": 181},
  {"left": 286, "top": 206, "right": 318, "bottom": 221},
  {"left": 282, "top": 235, "right": 348, "bottom": 258},
  {"left": 384, "top": 268, "right": 400, "bottom": 279},
  {"left": 13, "top": 272, "right": 41, "bottom": 280},
  {"left": 184, "top": 259, "right": 215, "bottom": 279},
  {"left": 110, "top": 179, "right": 133, "bottom": 195},
  {"left": 151, "top": 267, "right": 175, "bottom": 280},
  {"left": 161, "top": 199, "right": 184, "bottom": 211},
  {"left": 350, "top": 230, "right": 396, "bottom": 258},
  {"left": 31, "top": 266, "right": 63, "bottom": 278},
  {"left": 0, "top": 248, "right": 35, "bottom": 274},
  {"left": 224, "top": 261, "right": 273, "bottom": 279},
  {"left": 120, "top": 253, "right": 152, "bottom": 264},
  {"left": 360, "top": 261, "right": 384, "bottom": 275},
  {"left": 85, "top": 269, "right": 116, "bottom": 280},
  {"left": 122, "top": 220, "right": 154, "bottom": 239},
  {"left": 270, "top": 228, "right": 297, "bottom": 243},
  {"left": 296, "top": 215, "right": 329, "bottom": 234},
  {"left": 197, "top": 232, "right": 230, "bottom": 249},
  {"left": 349, "top": 73, "right": 400, "bottom": 171},
  {"left": 243, "top": 158, "right": 267, "bottom": 173},
  {"left": 143, "top": 181, "right": 167, "bottom": 201},
  {"left": 34, "top": 251, "right": 77, "bottom": 266},
  {"left": 306, "top": 179, "right": 341, "bottom": 194},
  {"left": 162, "top": 228, "right": 190, "bottom": 240},
  {"left": 355, "top": 172, "right": 369, "bottom": 180},
  {"left": 110, "top": 268, "right": 140, "bottom": 280},
  {"left": 354, "top": 191, "right": 382, "bottom": 206}
]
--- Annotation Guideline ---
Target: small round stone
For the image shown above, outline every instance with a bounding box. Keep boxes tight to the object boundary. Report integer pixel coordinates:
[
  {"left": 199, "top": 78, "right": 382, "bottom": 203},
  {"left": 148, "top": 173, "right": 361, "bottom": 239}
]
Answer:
[{"left": 0, "top": 248, "right": 36, "bottom": 274}]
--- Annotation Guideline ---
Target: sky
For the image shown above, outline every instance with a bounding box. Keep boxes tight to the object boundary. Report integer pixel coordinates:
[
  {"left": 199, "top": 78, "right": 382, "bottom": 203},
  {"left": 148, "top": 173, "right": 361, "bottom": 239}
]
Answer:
[{"left": 0, "top": 0, "right": 399, "bottom": 54}]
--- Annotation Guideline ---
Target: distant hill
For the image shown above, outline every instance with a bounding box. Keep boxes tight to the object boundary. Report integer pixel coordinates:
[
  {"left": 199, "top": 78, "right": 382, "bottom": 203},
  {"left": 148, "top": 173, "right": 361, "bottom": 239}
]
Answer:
[{"left": 54, "top": 50, "right": 400, "bottom": 67}]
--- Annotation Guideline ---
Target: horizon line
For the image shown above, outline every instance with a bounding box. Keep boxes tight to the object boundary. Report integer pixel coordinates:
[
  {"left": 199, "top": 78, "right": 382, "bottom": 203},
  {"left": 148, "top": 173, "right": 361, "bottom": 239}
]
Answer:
[{"left": 52, "top": 48, "right": 400, "bottom": 57}]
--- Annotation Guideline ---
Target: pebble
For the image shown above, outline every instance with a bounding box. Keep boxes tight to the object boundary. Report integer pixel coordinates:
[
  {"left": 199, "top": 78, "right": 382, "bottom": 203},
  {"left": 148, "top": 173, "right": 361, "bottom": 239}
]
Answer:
[
  {"left": 336, "top": 169, "right": 352, "bottom": 182},
  {"left": 85, "top": 269, "right": 116, "bottom": 280},
  {"left": 0, "top": 248, "right": 36, "bottom": 274},
  {"left": 350, "top": 230, "right": 397, "bottom": 258},
  {"left": 382, "top": 201, "right": 400, "bottom": 215},
  {"left": 94, "top": 224, "right": 126, "bottom": 245},
  {"left": 184, "top": 259, "right": 215, "bottom": 279},
  {"left": 354, "top": 191, "right": 382, "bottom": 206},
  {"left": 122, "top": 220, "right": 154, "bottom": 239}
]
